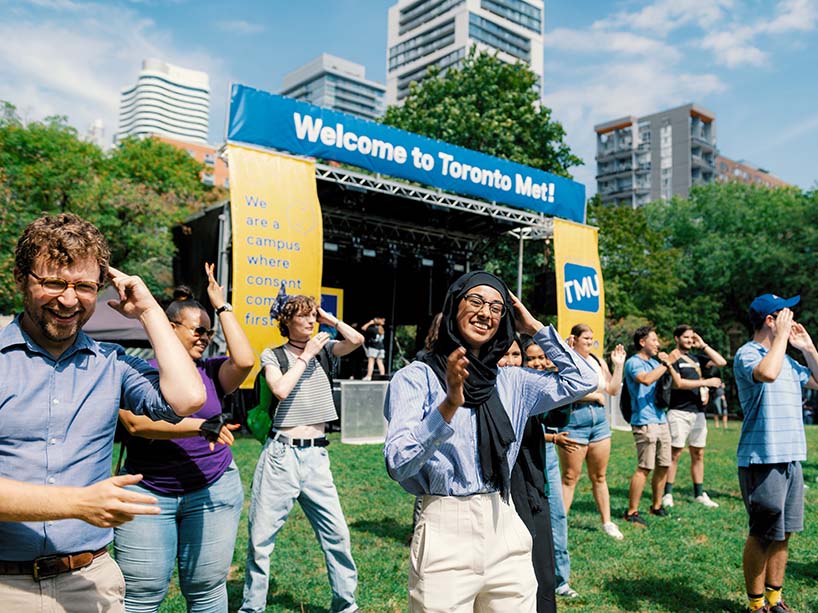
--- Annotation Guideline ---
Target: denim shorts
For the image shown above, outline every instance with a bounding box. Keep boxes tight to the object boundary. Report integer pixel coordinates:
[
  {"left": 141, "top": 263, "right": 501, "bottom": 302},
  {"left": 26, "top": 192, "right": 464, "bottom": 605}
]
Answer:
[{"left": 560, "top": 402, "right": 611, "bottom": 445}]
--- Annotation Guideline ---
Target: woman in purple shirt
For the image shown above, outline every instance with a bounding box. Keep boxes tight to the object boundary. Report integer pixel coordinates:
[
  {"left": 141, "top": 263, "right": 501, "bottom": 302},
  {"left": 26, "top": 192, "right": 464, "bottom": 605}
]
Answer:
[{"left": 114, "top": 264, "right": 255, "bottom": 612}]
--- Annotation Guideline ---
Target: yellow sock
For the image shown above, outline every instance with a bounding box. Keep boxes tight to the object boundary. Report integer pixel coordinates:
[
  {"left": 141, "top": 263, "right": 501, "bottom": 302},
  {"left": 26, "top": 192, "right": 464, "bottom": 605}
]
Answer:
[
  {"left": 747, "top": 594, "right": 765, "bottom": 610},
  {"left": 765, "top": 586, "right": 782, "bottom": 606}
]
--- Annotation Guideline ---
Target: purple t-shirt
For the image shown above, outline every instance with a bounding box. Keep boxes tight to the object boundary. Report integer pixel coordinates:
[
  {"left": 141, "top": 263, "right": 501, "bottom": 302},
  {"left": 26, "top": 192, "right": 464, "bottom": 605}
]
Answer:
[{"left": 124, "top": 357, "right": 232, "bottom": 494}]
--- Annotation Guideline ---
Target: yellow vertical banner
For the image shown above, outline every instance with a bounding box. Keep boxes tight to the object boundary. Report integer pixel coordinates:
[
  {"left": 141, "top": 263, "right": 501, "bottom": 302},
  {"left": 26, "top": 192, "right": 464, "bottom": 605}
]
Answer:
[
  {"left": 553, "top": 219, "right": 605, "bottom": 356},
  {"left": 227, "top": 145, "right": 323, "bottom": 387}
]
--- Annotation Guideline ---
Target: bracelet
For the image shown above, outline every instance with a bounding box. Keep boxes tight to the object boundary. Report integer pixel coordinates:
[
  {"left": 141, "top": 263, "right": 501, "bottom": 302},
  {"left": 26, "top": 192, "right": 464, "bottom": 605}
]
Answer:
[
  {"left": 332, "top": 318, "right": 339, "bottom": 328},
  {"left": 296, "top": 356, "right": 309, "bottom": 367}
]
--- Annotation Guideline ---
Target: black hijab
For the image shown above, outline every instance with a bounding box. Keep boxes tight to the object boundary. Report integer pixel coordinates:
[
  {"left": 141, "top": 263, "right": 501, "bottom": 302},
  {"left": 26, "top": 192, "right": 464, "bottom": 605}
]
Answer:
[{"left": 419, "top": 271, "right": 516, "bottom": 498}]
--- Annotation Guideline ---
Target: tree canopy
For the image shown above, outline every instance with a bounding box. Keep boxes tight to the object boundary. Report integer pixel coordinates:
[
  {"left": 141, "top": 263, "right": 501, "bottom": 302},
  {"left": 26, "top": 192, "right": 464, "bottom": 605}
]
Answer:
[{"left": 0, "top": 102, "right": 217, "bottom": 313}]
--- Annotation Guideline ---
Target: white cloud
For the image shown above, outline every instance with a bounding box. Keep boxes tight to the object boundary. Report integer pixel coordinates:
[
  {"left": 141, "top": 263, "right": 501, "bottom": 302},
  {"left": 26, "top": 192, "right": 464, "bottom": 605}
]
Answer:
[
  {"left": 217, "top": 20, "right": 265, "bottom": 35},
  {"left": 0, "top": 1, "right": 227, "bottom": 146},
  {"left": 593, "top": 0, "right": 735, "bottom": 37},
  {"left": 700, "top": 29, "right": 768, "bottom": 67},
  {"left": 765, "top": 0, "right": 818, "bottom": 33},
  {"left": 544, "top": 27, "right": 681, "bottom": 61}
]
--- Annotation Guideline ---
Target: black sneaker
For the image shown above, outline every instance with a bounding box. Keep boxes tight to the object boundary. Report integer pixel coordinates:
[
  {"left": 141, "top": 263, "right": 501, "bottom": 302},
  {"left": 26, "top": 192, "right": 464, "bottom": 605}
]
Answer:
[
  {"left": 623, "top": 511, "right": 647, "bottom": 527},
  {"left": 769, "top": 601, "right": 791, "bottom": 613},
  {"left": 649, "top": 506, "right": 669, "bottom": 517},
  {"left": 748, "top": 606, "right": 769, "bottom": 613}
]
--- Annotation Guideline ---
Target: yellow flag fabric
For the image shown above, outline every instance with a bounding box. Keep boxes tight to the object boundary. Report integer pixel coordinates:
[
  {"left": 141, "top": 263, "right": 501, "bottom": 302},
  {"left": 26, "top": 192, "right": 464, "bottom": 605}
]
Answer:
[
  {"left": 553, "top": 218, "right": 605, "bottom": 357},
  {"left": 227, "top": 145, "right": 323, "bottom": 387}
]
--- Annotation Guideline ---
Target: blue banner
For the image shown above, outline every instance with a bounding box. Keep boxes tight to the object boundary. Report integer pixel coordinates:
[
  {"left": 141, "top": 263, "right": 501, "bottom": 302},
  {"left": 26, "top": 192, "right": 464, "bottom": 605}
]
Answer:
[{"left": 227, "top": 84, "right": 586, "bottom": 223}]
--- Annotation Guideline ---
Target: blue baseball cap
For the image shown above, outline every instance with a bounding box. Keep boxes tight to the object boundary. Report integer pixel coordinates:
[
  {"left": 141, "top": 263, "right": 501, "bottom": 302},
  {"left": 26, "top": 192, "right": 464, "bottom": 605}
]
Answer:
[{"left": 749, "top": 293, "right": 800, "bottom": 326}]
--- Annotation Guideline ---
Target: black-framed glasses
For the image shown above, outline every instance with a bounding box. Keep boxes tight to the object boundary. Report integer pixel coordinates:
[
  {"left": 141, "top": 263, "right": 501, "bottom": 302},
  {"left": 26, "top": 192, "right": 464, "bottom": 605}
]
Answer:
[
  {"left": 29, "top": 271, "right": 103, "bottom": 298},
  {"left": 170, "top": 321, "right": 215, "bottom": 337},
  {"left": 463, "top": 293, "right": 506, "bottom": 317}
]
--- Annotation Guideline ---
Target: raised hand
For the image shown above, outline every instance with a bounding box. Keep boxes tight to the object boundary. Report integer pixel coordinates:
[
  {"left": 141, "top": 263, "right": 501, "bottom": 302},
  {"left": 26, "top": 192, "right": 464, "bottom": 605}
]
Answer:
[
  {"left": 773, "top": 308, "right": 795, "bottom": 339},
  {"left": 789, "top": 321, "right": 816, "bottom": 352},
  {"left": 691, "top": 332, "right": 707, "bottom": 348},
  {"left": 75, "top": 474, "right": 159, "bottom": 528},
  {"left": 204, "top": 262, "right": 225, "bottom": 309},
  {"left": 443, "top": 347, "right": 469, "bottom": 415},
  {"left": 509, "top": 291, "right": 543, "bottom": 336},
  {"left": 106, "top": 266, "right": 161, "bottom": 320},
  {"left": 610, "top": 344, "right": 626, "bottom": 365},
  {"left": 317, "top": 307, "right": 338, "bottom": 327}
]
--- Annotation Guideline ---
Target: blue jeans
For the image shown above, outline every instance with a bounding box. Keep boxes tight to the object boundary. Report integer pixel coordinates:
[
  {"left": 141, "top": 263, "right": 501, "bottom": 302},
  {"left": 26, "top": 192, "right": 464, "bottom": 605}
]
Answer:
[
  {"left": 545, "top": 442, "right": 570, "bottom": 588},
  {"left": 113, "top": 462, "right": 244, "bottom": 613},
  {"left": 240, "top": 439, "right": 358, "bottom": 613}
]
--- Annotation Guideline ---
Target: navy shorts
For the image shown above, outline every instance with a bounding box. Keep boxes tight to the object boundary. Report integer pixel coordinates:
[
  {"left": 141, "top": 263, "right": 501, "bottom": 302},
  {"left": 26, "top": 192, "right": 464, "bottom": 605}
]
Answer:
[
  {"left": 560, "top": 402, "right": 611, "bottom": 446},
  {"left": 738, "top": 461, "right": 804, "bottom": 541}
]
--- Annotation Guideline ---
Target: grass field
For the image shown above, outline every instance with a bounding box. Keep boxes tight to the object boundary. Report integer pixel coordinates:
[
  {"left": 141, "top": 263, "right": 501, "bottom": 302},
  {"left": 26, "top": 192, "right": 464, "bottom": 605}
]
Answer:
[{"left": 154, "top": 425, "right": 818, "bottom": 612}]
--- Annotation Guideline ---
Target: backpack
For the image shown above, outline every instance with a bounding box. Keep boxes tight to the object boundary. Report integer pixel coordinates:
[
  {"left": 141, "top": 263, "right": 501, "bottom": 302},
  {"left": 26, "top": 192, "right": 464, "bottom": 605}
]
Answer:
[{"left": 246, "top": 344, "right": 335, "bottom": 443}]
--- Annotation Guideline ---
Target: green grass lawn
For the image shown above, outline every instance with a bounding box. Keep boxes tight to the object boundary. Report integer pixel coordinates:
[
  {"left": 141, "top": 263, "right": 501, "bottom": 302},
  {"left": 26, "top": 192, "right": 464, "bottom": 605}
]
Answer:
[{"left": 154, "top": 425, "right": 818, "bottom": 612}]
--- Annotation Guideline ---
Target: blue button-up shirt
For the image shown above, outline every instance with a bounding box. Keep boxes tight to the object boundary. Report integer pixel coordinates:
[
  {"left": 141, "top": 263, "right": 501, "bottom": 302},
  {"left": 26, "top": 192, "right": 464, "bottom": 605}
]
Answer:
[
  {"left": 383, "top": 326, "right": 597, "bottom": 496},
  {"left": 0, "top": 316, "right": 182, "bottom": 560},
  {"left": 734, "top": 340, "right": 809, "bottom": 467}
]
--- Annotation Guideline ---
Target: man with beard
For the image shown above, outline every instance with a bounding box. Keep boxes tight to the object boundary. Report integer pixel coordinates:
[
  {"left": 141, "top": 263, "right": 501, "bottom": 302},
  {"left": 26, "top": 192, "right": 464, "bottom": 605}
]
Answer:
[
  {"left": 0, "top": 213, "right": 206, "bottom": 611},
  {"left": 662, "top": 325, "right": 725, "bottom": 509}
]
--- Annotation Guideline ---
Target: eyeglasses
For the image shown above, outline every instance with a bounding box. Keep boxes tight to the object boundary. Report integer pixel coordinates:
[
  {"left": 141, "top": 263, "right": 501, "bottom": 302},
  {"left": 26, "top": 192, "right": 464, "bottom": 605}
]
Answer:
[
  {"left": 463, "top": 293, "right": 506, "bottom": 317},
  {"left": 29, "top": 271, "right": 103, "bottom": 298},
  {"left": 170, "top": 321, "right": 215, "bottom": 337}
]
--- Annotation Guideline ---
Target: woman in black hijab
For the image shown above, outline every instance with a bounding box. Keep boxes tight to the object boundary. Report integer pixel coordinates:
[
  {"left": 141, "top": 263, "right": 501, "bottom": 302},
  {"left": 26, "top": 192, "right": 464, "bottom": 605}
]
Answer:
[{"left": 384, "top": 271, "right": 596, "bottom": 612}]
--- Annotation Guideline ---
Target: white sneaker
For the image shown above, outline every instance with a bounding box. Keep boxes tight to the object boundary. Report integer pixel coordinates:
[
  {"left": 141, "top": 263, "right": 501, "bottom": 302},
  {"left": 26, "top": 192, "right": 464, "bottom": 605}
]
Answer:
[
  {"left": 661, "top": 493, "right": 674, "bottom": 508},
  {"left": 694, "top": 492, "right": 719, "bottom": 508},
  {"left": 555, "top": 584, "right": 579, "bottom": 598},
  {"left": 601, "top": 521, "right": 624, "bottom": 540}
]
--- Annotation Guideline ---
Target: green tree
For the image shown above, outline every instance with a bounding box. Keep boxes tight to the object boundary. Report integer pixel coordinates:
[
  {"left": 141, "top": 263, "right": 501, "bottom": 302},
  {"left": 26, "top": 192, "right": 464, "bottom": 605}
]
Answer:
[
  {"left": 647, "top": 182, "right": 818, "bottom": 352},
  {"left": 587, "top": 197, "right": 684, "bottom": 347},
  {"left": 105, "top": 136, "right": 206, "bottom": 199},
  {"left": 382, "top": 49, "right": 582, "bottom": 314},
  {"left": 383, "top": 47, "right": 581, "bottom": 176},
  {"left": 0, "top": 102, "right": 210, "bottom": 312}
]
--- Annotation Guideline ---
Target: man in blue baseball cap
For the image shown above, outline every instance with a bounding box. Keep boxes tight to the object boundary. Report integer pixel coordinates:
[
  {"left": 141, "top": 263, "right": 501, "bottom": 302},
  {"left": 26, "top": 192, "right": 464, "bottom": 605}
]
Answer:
[{"left": 734, "top": 293, "right": 818, "bottom": 613}]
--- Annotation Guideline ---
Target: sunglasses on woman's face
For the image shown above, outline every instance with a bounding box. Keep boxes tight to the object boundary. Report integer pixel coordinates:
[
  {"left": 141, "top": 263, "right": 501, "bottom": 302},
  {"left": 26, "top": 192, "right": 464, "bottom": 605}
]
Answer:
[{"left": 171, "top": 322, "right": 215, "bottom": 337}]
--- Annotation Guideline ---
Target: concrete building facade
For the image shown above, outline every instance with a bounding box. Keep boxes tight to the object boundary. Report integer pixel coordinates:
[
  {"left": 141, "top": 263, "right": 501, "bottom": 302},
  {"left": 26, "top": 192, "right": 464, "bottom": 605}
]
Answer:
[
  {"left": 386, "top": 0, "right": 544, "bottom": 105},
  {"left": 117, "top": 59, "right": 210, "bottom": 145},
  {"left": 281, "top": 54, "right": 386, "bottom": 121},
  {"left": 594, "top": 103, "right": 717, "bottom": 207}
]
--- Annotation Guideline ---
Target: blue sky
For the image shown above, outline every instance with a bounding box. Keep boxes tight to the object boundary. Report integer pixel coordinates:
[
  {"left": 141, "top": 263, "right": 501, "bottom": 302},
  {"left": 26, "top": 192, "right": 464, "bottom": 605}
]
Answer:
[{"left": 1, "top": 0, "right": 816, "bottom": 194}]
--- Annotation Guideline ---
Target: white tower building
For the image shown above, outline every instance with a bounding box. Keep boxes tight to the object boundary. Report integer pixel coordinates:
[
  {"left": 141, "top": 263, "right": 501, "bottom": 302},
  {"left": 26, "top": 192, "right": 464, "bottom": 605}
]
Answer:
[
  {"left": 116, "top": 59, "right": 210, "bottom": 144},
  {"left": 386, "top": 0, "right": 544, "bottom": 105}
]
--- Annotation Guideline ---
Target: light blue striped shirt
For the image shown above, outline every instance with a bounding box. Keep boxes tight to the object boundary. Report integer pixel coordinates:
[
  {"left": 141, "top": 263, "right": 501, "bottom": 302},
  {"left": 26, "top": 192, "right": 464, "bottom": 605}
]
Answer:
[
  {"left": 734, "top": 340, "right": 810, "bottom": 467},
  {"left": 383, "top": 325, "right": 597, "bottom": 496},
  {"left": 0, "top": 316, "right": 182, "bottom": 560}
]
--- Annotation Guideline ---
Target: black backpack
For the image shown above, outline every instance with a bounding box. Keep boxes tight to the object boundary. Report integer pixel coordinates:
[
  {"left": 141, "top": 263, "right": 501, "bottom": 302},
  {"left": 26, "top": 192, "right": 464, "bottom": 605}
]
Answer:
[{"left": 620, "top": 358, "right": 671, "bottom": 423}]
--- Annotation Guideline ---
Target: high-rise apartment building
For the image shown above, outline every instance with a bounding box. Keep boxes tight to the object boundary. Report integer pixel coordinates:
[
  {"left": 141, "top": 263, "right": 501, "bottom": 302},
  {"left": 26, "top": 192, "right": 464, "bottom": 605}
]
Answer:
[
  {"left": 386, "top": 0, "right": 544, "bottom": 105},
  {"left": 281, "top": 54, "right": 386, "bottom": 121},
  {"left": 716, "top": 155, "right": 791, "bottom": 189},
  {"left": 117, "top": 59, "right": 210, "bottom": 145},
  {"left": 594, "top": 104, "right": 717, "bottom": 207}
]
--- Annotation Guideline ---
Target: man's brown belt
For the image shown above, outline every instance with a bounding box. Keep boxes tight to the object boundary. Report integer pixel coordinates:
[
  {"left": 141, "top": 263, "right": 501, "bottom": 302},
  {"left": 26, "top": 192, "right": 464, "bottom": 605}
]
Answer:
[{"left": 0, "top": 546, "right": 108, "bottom": 581}]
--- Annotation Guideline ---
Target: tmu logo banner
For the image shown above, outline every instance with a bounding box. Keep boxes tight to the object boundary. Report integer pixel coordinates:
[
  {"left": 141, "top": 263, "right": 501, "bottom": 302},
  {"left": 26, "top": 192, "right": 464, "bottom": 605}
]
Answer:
[
  {"left": 563, "top": 263, "right": 601, "bottom": 312},
  {"left": 553, "top": 218, "right": 605, "bottom": 355}
]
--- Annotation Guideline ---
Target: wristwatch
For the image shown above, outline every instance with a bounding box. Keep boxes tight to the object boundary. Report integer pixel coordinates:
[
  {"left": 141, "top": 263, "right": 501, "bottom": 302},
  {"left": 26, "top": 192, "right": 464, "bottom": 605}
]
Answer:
[{"left": 215, "top": 303, "right": 233, "bottom": 316}]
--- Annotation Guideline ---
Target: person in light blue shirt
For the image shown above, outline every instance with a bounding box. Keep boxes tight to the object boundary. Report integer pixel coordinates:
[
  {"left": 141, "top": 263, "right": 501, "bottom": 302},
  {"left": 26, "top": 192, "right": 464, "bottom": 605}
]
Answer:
[
  {"left": 384, "top": 271, "right": 596, "bottom": 612},
  {"left": 0, "top": 213, "right": 206, "bottom": 612},
  {"left": 623, "top": 326, "right": 674, "bottom": 526},
  {"left": 733, "top": 294, "right": 818, "bottom": 613}
]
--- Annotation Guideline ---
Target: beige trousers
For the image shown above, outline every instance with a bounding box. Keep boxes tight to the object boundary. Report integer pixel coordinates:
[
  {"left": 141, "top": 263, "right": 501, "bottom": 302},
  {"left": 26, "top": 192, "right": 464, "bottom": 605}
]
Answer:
[
  {"left": 409, "top": 492, "right": 536, "bottom": 612},
  {"left": 0, "top": 552, "right": 124, "bottom": 613}
]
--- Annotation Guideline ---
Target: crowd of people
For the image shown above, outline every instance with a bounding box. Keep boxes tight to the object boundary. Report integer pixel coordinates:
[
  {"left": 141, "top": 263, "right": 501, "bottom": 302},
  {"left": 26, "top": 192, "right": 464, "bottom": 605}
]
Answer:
[{"left": 0, "top": 213, "right": 813, "bottom": 613}]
